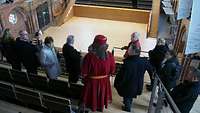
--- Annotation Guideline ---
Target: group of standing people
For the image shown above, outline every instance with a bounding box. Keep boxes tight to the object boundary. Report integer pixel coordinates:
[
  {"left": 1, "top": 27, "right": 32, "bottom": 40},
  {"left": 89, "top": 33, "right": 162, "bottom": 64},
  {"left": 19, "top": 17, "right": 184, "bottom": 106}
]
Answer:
[
  {"left": 1, "top": 28, "right": 199, "bottom": 113},
  {"left": 0, "top": 28, "right": 116, "bottom": 112},
  {"left": 0, "top": 28, "right": 61, "bottom": 79},
  {"left": 148, "top": 38, "right": 200, "bottom": 113},
  {"left": 115, "top": 34, "right": 199, "bottom": 113}
]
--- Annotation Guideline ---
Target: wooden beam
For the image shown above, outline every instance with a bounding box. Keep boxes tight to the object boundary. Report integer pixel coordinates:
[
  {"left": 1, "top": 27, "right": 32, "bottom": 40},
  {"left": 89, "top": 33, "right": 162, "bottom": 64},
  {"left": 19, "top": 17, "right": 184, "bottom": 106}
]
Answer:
[
  {"left": 149, "top": 0, "right": 161, "bottom": 38},
  {"left": 74, "top": 4, "right": 150, "bottom": 24}
]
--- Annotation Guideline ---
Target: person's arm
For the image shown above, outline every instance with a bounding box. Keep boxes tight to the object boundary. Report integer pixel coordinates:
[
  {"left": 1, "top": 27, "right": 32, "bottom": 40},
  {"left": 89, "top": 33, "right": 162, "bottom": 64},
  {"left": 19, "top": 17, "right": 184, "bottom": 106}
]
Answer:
[
  {"left": 121, "top": 42, "right": 132, "bottom": 50},
  {"left": 121, "top": 46, "right": 128, "bottom": 50},
  {"left": 39, "top": 50, "right": 54, "bottom": 67},
  {"left": 70, "top": 47, "right": 81, "bottom": 61}
]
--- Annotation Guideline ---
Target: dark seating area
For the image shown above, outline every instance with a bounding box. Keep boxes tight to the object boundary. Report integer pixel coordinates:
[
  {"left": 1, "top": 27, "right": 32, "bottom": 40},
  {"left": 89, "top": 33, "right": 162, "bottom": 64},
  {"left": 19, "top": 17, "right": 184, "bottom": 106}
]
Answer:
[
  {"left": 0, "top": 66, "right": 86, "bottom": 113},
  {"left": 15, "top": 86, "right": 42, "bottom": 107},
  {"left": 42, "top": 93, "right": 72, "bottom": 113},
  {"left": 48, "top": 79, "right": 71, "bottom": 98},
  {"left": 11, "top": 69, "right": 32, "bottom": 88},
  {"left": 0, "top": 67, "right": 12, "bottom": 83},
  {"left": 29, "top": 74, "right": 49, "bottom": 92},
  {"left": 0, "top": 51, "right": 123, "bottom": 112},
  {"left": 69, "top": 83, "right": 83, "bottom": 99},
  {"left": 0, "top": 82, "right": 16, "bottom": 100}
]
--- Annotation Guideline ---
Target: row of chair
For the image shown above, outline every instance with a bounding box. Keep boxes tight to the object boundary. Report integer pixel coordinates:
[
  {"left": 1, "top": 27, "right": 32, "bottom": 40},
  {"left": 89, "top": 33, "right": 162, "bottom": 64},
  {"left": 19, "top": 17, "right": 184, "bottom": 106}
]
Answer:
[
  {"left": 0, "top": 67, "right": 83, "bottom": 99},
  {"left": 0, "top": 81, "right": 74, "bottom": 113}
]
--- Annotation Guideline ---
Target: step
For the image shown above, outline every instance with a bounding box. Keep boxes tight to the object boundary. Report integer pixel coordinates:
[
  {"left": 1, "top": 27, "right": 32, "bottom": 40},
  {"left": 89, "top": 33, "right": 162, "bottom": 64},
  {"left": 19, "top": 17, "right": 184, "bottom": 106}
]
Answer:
[
  {"left": 75, "top": 1, "right": 132, "bottom": 8},
  {"left": 93, "top": 0, "right": 132, "bottom": 4}
]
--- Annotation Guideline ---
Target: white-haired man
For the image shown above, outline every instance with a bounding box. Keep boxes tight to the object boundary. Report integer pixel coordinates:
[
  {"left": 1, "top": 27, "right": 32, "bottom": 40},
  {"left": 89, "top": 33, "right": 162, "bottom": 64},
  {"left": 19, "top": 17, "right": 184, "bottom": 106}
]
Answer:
[{"left": 62, "top": 35, "right": 81, "bottom": 83}]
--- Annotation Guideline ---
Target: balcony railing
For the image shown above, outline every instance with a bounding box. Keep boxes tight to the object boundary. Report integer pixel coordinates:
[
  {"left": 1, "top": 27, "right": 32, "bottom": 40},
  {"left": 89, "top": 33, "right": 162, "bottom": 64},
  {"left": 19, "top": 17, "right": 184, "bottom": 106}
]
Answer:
[{"left": 148, "top": 73, "right": 181, "bottom": 113}]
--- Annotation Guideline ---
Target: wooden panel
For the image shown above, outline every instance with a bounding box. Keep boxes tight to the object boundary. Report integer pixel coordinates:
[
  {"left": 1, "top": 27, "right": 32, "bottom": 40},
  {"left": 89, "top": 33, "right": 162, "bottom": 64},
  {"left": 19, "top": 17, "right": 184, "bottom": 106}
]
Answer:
[
  {"left": 149, "top": 0, "right": 161, "bottom": 38},
  {"left": 73, "top": 4, "right": 150, "bottom": 24}
]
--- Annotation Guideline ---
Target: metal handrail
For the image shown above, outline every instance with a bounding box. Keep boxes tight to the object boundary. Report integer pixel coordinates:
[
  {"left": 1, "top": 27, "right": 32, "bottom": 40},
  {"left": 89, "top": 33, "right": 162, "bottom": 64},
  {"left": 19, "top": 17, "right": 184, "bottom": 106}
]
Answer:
[
  {"left": 148, "top": 73, "right": 181, "bottom": 113},
  {"left": 113, "top": 46, "right": 149, "bottom": 53}
]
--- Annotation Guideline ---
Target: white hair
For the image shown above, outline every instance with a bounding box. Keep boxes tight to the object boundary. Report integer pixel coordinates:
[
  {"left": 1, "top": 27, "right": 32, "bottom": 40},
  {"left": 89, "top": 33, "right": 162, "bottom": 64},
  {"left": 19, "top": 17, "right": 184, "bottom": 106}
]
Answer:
[
  {"left": 157, "top": 38, "right": 166, "bottom": 46},
  {"left": 67, "top": 35, "right": 74, "bottom": 45},
  {"left": 131, "top": 32, "right": 140, "bottom": 42}
]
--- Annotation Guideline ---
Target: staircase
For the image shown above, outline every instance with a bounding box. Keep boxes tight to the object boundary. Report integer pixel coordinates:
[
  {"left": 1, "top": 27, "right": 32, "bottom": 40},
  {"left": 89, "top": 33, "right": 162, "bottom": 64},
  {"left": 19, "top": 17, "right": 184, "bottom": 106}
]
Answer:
[{"left": 75, "top": 0, "right": 153, "bottom": 10}]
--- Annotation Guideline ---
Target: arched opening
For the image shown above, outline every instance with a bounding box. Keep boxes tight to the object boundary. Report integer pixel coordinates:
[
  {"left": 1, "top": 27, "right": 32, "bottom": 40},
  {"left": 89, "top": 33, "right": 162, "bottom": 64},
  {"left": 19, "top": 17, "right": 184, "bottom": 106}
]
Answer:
[{"left": 7, "top": 7, "right": 28, "bottom": 38}]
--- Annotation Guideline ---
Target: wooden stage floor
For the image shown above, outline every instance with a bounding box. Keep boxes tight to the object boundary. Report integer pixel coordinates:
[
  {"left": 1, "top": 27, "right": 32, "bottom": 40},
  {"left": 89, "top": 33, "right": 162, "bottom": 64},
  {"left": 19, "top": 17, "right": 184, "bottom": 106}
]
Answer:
[{"left": 44, "top": 17, "right": 156, "bottom": 57}]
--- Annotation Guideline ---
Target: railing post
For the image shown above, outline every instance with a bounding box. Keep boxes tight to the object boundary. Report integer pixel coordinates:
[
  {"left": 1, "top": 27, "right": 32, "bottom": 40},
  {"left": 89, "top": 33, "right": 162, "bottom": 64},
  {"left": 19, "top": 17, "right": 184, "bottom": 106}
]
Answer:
[
  {"left": 148, "top": 73, "right": 181, "bottom": 113},
  {"left": 155, "top": 84, "right": 164, "bottom": 113},
  {"left": 148, "top": 74, "right": 158, "bottom": 113}
]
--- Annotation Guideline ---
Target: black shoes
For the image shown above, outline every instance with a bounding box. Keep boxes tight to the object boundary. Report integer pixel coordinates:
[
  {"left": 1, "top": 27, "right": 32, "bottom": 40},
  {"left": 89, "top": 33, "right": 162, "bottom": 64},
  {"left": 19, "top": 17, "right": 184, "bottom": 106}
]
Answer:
[{"left": 122, "top": 106, "right": 131, "bottom": 112}]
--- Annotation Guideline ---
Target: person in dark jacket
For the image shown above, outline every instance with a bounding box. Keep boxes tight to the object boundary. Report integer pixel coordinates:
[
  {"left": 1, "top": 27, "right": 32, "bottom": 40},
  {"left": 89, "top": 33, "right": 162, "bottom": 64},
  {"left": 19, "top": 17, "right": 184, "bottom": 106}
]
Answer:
[
  {"left": 62, "top": 35, "right": 81, "bottom": 83},
  {"left": 114, "top": 44, "right": 153, "bottom": 112},
  {"left": 149, "top": 38, "right": 169, "bottom": 72},
  {"left": 171, "top": 66, "right": 200, "bottom": 113},
  {"left": 147, "top": 38, "right": 169, "bottom": 90},
  {"left": 31, "top": 30, "right": 43, "bottom": 50},
  {"left": 15, "top": 30, "right": 40, "bottom": 75},
  {"left": 1, "top": 28, "right": 21, "bottom": 70},
  {"left": 160, "top": 50, "right": 179, "bottom": 91}
]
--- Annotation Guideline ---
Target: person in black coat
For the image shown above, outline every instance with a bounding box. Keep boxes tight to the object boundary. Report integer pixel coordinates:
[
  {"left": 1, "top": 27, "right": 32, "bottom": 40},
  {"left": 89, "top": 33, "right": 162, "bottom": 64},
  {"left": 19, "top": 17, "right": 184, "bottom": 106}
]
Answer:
[
  {"left": 171, "top": 66, "right": 200, "bottom": 113},
  {"left": 114, "top": 44, "right": 153, "bottom": 112},
  {"left": 15, "top": 30, "right": 40, "bottom": 75},
  {"left": 62, "top": 35, "right": 81, "bottom": 83},
  {"left": 149, "top": 38, "right": 169, "bottom": 73},
  {"left": 147, "top": 38, "right": 169, "bottom": 90},
  {"left": 1, "top": 28, "right": 21, "bottom": 70},
  {"left": 159, "top": 50, "right": 180, "bottom": 91}
]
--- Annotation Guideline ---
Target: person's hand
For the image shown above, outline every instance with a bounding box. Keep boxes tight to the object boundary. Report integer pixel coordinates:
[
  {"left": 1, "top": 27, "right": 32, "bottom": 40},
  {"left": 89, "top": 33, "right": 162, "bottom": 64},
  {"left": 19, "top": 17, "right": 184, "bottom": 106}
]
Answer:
[
  {"left": 121, "top": 46, "right": 126, "bottom": 50},
  {"left": 110, "top": 74, "right": 115, "bottom": 77}
]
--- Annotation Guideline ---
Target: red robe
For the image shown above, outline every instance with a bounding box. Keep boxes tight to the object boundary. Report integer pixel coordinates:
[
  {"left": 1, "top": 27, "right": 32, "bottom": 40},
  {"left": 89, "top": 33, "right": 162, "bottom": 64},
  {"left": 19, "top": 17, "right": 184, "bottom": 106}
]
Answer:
[{"left": 81, "top": 52, "right": 115, "bottom": 112}]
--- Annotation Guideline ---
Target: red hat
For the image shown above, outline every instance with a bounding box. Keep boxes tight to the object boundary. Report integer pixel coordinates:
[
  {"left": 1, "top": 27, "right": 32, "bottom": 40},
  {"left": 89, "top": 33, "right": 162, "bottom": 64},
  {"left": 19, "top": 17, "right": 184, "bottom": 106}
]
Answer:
[{"left": 93, "top": 35, "right": 107, "bottom": 45}]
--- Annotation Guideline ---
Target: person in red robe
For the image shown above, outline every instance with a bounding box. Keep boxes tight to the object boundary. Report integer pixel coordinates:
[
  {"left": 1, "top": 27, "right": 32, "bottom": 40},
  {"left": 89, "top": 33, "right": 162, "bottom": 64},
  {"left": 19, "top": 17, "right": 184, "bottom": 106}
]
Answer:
[{"left": 81, "top": 35, "right": 116, "bottom": 112}]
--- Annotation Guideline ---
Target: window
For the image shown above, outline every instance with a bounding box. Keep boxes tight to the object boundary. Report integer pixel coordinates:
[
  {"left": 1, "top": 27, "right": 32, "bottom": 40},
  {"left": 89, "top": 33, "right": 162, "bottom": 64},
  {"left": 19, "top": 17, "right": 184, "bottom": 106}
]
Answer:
[{"left": 9, "top": 12, "right": 17, "bottom": 24}]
